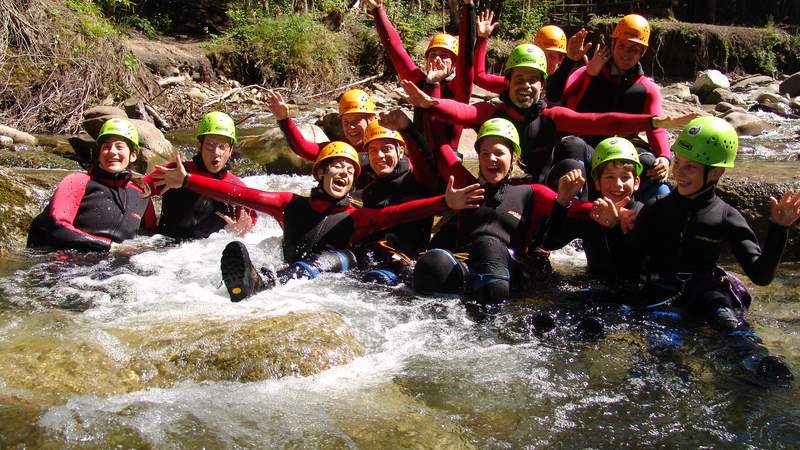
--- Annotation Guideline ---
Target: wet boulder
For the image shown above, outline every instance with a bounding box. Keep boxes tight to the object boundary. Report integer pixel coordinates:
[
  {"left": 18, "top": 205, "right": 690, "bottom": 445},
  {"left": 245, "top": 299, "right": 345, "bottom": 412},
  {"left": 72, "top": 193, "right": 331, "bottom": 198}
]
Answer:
[
  {"left": 236, "top": 123, "right": 324, "bottom": 174},
  {"left": 82, "top": 106, "right": 127, "bottom": 138},
  {"left": 731, "top": 75, "right": 774, "bottom": 92},
  {"left": 778, "top": 71, "right": 800, "bottom": 97},
  {"left": 316, "top": 112, "right": 346, "bottom": 142},
  {"left": 703, "top": 88, "right": 744, "bottom": 106},
  {"left": 720, "top": 111, "right": 768, "bottom": 136},
  {"left": 0, "top": 135, "right": 13, "bottom": 148},
  {"left": 714, "top": 102, "right": 746, "bottom": 114},
  {"left": 0, "top": 125, "right": 37, "bottom": 146},
  {"left": 0, "top": 150, "right": 80, "bottom": 170},
  {"left": 660, "top": 83, "right": 693, "bottom": 102},
  {"left": 693, "top": 70, "right": 731, "bottom": 97},
  {"left": 0, "top": 168, "right": 44, "bottom": 256}
]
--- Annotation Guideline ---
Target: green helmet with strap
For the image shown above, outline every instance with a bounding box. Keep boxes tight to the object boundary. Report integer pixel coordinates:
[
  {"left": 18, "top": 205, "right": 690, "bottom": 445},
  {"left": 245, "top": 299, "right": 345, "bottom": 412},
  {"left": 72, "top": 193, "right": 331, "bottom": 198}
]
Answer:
[
  {"left": 672, "top": 116, "right": 738, "bottom": 168},
  {"left": 503, "top": 44, "right": 548, "bottom": 80},
  {"left": 591, "top": 137, "right": 642, "bottom": 178},
  {"left": 196, "top": 111, "right": 237, "bottom": 144},
  {"left": 475, "top": 118, "right": 521, "bottom": 157},
  {"left": 97, "top": 118, "right": 140, "bottom": 153}
]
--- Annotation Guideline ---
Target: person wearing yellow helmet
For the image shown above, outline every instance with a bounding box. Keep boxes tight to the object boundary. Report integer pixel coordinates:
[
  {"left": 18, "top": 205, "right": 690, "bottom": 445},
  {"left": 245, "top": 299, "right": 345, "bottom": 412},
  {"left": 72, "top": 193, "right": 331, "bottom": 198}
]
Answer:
[
  {"left": 27, "top": 118, "right": 157, "bottom": 252},
  {"left": 606, "top": 117, "right": 800, "bottom": 382},
  {"left": 367, "top": 0, "right": 475, "bottom": 154},
  {"left": 140, "top": 111, "right": 257, "bottom": 240},
  {"left": 152, "top": 141, "right": 484, "bottom": 301}
]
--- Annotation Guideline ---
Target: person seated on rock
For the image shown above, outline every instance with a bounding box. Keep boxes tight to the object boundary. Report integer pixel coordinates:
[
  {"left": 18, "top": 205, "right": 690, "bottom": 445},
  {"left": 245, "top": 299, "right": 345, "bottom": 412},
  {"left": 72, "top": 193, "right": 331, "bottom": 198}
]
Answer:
[
  {"left": 408, "top": 118, "right": 625, "bottom": 307},
  {"left": 546, "top": 14, "right": 671, "bottom": 201},
  {"left": 619, "top": 117, "right": 799, "bottom": 382},
  {"left": 268, "top": 88, "right": 378, "bottom": 191},
  {"left": 27, "top": 118, "right": 157, "bottom": 252},
  {"left": 399, "top": 43, "right": 697, "bottom": 199},
  {"left": 367, "top": 0, "right": 474, "bottom": 154},
  {"left": 151, "top": 141, "right": 484, "bottom": 302},
  {"left": 140, "top": 111, "right": 256, "bottom": 241}
]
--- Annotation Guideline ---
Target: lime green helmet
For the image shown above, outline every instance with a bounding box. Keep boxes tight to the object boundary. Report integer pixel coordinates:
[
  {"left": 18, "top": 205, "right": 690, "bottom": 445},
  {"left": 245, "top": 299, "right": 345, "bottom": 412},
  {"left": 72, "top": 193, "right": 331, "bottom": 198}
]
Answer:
[
  {"left": 475, "top": 118, "right": 521, "bottom": 156},
  {"left": 97, "top": 118, "right": 140, "bottom": 153},
  {"left": 591, "top": 137, "right": 643, "bottom": 178},
  {"left": 503, "top": 44, "right": 548, "bottom": 80},
  {"left": 196, "top": 111, "right": 237, "bottom": 144},
  {"left": 672, "top": 116, "right": 738, "bottom": 168}
]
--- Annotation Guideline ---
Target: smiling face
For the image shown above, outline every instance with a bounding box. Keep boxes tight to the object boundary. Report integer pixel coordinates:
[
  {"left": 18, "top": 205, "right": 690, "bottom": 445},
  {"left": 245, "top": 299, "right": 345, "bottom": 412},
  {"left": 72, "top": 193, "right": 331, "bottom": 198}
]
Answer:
[
  {"left": 544, "top": 50, "right": 564, "bottom": 76},
  {"left": 317, "top": 157, "right": 356, "bottom": 199},
  {"left": 507, "top": 67, "right": 543, "bottom": 109},
  {"left": 612, "top": 39, "right": 647, "bottom": 72},
  {"left": 367, "top": 138, "right": 403, "bottom": 177},
  {"left": 593, "top": 161, "right": 640, "bottom": 204},
  {"left": 425, "top": 48, "right": 456, "bottom": 75},
  {"left": 200, "top": 134, "right": 233, "bottom": 174},
  {"left": 671, "top": 154, "right": 724, "bottom": 196},
  {"left": 97, "top": 137, "right": 136, "bottom": 174},
  {"left": 340, "top": 112, "right": 374, "bottom": 148},
  {"left": 478, "top": 136, "right": 514, "bottom": 185}
]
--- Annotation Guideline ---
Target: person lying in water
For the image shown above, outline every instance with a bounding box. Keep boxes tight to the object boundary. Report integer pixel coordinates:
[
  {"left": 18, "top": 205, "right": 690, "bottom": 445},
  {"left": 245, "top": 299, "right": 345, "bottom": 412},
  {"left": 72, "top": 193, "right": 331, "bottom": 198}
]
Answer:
[
  {"left": 151, "top": 141, "right": 484, "bottom": 302},
  {"left": 140, "top": 111, "right": 257, "bottom": 241},
  {"left": 27, "top": 118, "right": 156, "bottom": 252}
]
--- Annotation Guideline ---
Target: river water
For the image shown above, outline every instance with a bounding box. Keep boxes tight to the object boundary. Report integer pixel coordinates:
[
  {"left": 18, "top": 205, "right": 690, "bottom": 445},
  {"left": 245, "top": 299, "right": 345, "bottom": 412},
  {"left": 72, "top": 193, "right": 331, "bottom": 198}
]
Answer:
[{"left": 0, "top": 108, "right": 799, "bottom": 448}]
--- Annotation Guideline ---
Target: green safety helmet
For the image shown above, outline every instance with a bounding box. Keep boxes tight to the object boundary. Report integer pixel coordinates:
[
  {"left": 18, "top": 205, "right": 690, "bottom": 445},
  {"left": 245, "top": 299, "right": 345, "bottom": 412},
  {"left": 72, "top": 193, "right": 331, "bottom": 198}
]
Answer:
[
  {"left": 196, "top": 111, "right": 237, "bottom": 144},
  {"left": 672, "top": 116, "right": 738, "bottom": 168},
  {"left": 503, "top": 44, "right": 548, "bottom": 80},
  {"left": 591, "top": 136, "right": 643, "bottom": 178},
  {"left": 97, "top": 118, "right": 140, "bottom": 153},
  {"left": 475, "top": 118, "right": 521, "bottom": 157}
]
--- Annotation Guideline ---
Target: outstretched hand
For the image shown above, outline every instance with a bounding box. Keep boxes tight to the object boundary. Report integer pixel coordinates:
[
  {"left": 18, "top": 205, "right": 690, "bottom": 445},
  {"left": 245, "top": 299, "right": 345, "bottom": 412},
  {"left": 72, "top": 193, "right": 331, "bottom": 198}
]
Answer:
[
  {"left": 556, "top": 169, "right": 585, "bottom": 205},
  {"left": 152, "top": 152, "right": 188, "bottom": 195},
  {"left": 769, "top": 190, "right": 800, "bottom": 226},
  {"left": 266, "top": 89, "right": 289, "bottom": 120},
  {"left": 425, "top": 57, "right": 449, "bottom": 84},
  {"left": 366, "top": 0, "right": 383, "bottom": 11},
  {"left": 398, "top": 79, "right": 439, "bottom": 109},
  {"left": 476, "top": 10, "right": 498, "bottom": 39},
  {"left": 591, "top": 195, "right": 631, "bottom": 228},
  {"left": 586, "top": 43, "right": 610, "bottom": 76},
  {"left": 652, "top": 112, "right": 702, "bottom": 129},
  {"left": 566, "top": 28, "right": 592, "bottom": 63},
  {"left": 216, "top": 208, "right": 255, "bottom": 237},
  {"left": 445, "top": 175, "right": 485, "bottom": 210},
  {"left": 379, "top": 109, "right": 411, "bottom": 131}
]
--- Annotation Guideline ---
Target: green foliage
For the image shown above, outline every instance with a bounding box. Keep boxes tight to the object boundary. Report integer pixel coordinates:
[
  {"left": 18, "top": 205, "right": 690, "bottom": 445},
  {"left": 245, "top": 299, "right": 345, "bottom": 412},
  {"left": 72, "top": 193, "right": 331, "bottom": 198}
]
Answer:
[
  {"left": 64, "top": 0, "right": 118, "bottom": 37},
  {"left": 496, "top": 0, "right": 552, "bottom": 40},
  {"left": 213, "top": 10, "right": 353, "bottom": 89}
]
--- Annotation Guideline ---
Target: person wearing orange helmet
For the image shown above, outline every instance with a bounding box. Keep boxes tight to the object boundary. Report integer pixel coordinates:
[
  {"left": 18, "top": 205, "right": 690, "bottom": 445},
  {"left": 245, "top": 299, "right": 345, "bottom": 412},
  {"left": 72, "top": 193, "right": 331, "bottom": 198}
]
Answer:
[
  {"left": 549, "top": 14, "right": 671, "bottom": 202},
  {"left": 152, "top": 141, "right": 484, "bottom": 301},
  {"left": 367, "top": 0, "right": 475, "bottom": 154}
]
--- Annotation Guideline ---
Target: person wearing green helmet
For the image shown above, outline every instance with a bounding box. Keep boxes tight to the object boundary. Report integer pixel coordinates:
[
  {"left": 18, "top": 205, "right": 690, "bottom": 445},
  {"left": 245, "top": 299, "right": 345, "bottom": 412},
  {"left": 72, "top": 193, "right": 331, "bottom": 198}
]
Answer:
[
  {"left": 140, "top": 111, "right": 257, "bottom": 241},
  {"left": 409, "top": 117, "right": 624, "bottom": 307},
  {"left": 27, "top": 118, "right": 157, "bottom": 252},
  {"left": 616, "top": 116, "right": 800, "bottom": 382}
]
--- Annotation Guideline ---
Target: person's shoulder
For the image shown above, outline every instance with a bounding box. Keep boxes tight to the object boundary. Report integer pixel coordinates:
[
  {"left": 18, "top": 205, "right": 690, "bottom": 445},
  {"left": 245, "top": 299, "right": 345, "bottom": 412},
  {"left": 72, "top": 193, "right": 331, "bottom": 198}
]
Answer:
[{"left": 60, "top": 171, "right": 91, "bottom": 187}]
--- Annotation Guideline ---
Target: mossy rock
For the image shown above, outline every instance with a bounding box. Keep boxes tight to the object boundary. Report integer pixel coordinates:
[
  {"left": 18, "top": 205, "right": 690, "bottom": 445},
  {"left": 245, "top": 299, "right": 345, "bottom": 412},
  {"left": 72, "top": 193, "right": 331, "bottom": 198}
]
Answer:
[
  {"left": 0, "top": 149, "right": 80, "bottom": 170},
  {"left": 0, "top": 168, "right": 43, "bottom": 256},
  {"left": 236, "top": 125, "right": 317, "bottom": 175}
]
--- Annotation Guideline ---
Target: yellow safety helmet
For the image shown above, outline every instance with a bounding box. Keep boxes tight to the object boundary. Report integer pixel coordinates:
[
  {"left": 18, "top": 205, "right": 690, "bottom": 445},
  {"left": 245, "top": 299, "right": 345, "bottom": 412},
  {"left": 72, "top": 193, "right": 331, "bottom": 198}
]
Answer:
[
  {"left": 338, "top": 89, "right": 376, "bottom": 116},
  {"left": 363, "top": 120, "right": 406, "bottom": 148},
  {"left": 313, "top": 141, "right": 362, "bottom": 180},
  {"left": 534, "top": 25, "right": 567, "bottom": 54},
  {"left": 612, "top": 14, "right": 650, "bottom": 47},
  {"left": 426, "top": 33, "right": 458, "bottom": 57}
]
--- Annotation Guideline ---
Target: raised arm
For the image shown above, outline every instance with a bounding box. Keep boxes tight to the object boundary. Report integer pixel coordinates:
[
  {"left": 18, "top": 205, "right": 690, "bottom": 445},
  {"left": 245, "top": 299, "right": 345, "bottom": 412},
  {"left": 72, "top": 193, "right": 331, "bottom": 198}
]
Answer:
[
  {"left": 450, "top": 0, "right": 476, "bottom": 102},
  {"left": 277, "top": 117, "right": 327, "bottom": 162},
  {"left": 369, "top": 1, "right": 425, "bottom": 83},
  {"left": 544, "top": 106, "right": 697, "bottom": 137},
  {"left": 641, "top": 79, "right": 671, "bottom": 159}
]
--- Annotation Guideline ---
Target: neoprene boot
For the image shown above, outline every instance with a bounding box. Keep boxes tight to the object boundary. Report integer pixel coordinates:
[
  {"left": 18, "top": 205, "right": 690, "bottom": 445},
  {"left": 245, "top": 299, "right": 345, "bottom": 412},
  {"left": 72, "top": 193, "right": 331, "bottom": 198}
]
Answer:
[{"left": 220, "top": 241, "right": 273, "bottom": 302}]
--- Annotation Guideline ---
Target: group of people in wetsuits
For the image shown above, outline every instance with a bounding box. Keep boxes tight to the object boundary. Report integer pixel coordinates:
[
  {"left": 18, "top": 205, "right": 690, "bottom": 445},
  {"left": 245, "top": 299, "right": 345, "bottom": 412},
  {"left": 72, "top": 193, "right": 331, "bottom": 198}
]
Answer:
[{"left": 27, "top": 0, "right": 800, "bottom": 383}]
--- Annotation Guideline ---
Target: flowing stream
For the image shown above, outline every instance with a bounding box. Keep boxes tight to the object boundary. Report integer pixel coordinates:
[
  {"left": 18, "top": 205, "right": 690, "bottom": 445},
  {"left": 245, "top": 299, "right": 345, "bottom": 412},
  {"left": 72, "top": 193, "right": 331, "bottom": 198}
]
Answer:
[{"left": 0, "top": 108, "right": 799, "bottom": 448}]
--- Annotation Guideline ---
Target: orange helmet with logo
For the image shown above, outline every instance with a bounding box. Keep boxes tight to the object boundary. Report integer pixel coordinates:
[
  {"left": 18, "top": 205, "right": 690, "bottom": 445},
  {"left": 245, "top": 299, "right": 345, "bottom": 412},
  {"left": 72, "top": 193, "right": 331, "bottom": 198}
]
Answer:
[
  {"left": 426, "top": 33, "right": 458, "bottom": 57},
  {"left": 534, "top": 25, "right": 567, "bottom": 54},
  {"left": 312, "top": 141, "right": 362, "bottom": 180},
  {"left": 612, "top": 14, "right": 650, "bottom": 47},
  {"left": 338, "top": 89, "right": 376, "bottom": 116}
]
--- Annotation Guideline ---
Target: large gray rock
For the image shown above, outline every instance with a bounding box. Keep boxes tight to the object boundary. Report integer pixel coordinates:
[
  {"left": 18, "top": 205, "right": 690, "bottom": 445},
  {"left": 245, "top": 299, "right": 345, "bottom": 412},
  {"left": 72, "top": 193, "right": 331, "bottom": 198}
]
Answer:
[
  {"left": 316, "top": 112, "right": 346, "bottom": 142},
  {"left": 0, "top": 168, "right": 43, "bottom": 256},
  {"left": 756, "top": 92, "right": 790, "bottom": 106},
  {"left": 730, "top": 75, "right": 774, "bottom": 92},
  {"left": 703, "top": 88, "right": 744, "bottom": 106},
  {"left": 660, "top": 83, "right": 693, "bottom": 101},
  {"left": 82, "top": 106, "right": 127, "bottom": 138},
  {"left": 236, "top": 123, "right": 325, "bottom": 174},
  {"left": 0, "top": 125, "right": 38, "bottom": 146},
  {"left": 779, "top": 71, "right": 800, "bottom": 97},
  {"left": 693, "top": 70, "right": 731, "bottom": 96},
  {"left": 720, "top": 111, "right": 768, "bottom": 136}
]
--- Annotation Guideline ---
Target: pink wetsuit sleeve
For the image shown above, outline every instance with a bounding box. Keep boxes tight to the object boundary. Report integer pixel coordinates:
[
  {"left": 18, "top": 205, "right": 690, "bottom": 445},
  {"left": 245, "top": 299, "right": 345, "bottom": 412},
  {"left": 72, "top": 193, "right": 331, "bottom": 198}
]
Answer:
[
  {"left": 529, "top": 184, "right": 592, "bottom": 234},
  {"left": 278, "top": 118, "right": 326, "bottom": 162},
  {"left": 184, "top": 174, "right": 292, "bottom": 227},
  {"left": 449, "top": 3, "right": 475, "bottom": 102},
  {"left": 371, "top": 7, "right": 425, "bottom": 83},
  {"left": 400, "top": 130, "right": 439, "bottom": 195},
  {"left": 430, "top": 99, "right": 496, "bottom": 127},
  {"left": 350, "top": 195, "right": 448, "bottom": 243},
  {"left": 140, "top": 161, "right": 179, "bottom": 196},
  {"left": 224, "top": 173, "right": 259, "bottom": 226},
  {"left": 434, "top": 143, "right": 476, "bottom": 188},
  {"left": 641, "top": 78, "right": 671, "bottom": 158},
  {"left": 473, "top": 37, "right": 506, "bottom": 94},
  {"left": 543, "top": 106, "right": 653, "bottom": 136},
  {"left": 561, "top": 66, "right": 591, "bottom": 110},
  {"left": 48, "top": 173, "right": 113, "bottom": 250},
  {"left": 140, "top": 199, "right": 158, "bottom": 233}
]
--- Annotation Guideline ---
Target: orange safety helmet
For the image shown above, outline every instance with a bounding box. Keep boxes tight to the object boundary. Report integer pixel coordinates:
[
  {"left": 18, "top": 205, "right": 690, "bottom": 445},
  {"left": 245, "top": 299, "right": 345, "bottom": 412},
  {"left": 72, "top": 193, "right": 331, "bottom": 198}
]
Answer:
[
  {"left": 425, "top": 33, "right": 459, "bottom": 57},
  {"left": 363, "top": 120, "right": 406, "bottom": 148},
  {"left": 534, "top": 25, "right": 567, "bottom": 54},
  {"left": 612, "top": 14, "right": 650, "bottom": 47},
  {"left": 338, "top": 89, "right": 376, "bottom": 116},
  {"left": 312, "top": 141, "right": 362, "bottom": 180}
]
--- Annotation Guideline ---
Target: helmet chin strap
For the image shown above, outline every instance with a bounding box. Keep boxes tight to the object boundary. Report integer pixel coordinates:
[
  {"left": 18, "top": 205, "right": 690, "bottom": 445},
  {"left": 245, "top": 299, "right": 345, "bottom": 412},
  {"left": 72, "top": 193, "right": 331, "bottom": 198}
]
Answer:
[{"left": 684, "top": 165, "right": 718, "bottom": 198}]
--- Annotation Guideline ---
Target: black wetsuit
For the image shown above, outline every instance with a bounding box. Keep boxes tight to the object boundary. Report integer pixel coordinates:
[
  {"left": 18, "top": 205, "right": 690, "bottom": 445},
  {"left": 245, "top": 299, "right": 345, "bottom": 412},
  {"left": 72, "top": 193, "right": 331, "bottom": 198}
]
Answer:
[{"left": 27, "top": 166, "right": 156, "bottom": 252}]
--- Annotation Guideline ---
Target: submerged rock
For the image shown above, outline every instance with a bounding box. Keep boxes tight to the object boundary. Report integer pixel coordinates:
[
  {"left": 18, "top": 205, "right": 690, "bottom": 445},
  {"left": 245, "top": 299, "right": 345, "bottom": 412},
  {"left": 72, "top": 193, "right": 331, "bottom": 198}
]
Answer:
[{"left": 237, "top": 124, "right": 323, "bottom": 174}]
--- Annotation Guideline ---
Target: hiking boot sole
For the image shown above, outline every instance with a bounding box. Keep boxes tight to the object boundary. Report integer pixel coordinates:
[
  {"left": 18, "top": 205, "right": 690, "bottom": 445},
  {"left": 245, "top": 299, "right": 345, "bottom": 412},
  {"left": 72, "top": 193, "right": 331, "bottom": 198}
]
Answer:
[{"left": 221, "top": 241, "right": 256, "bottom": 302}]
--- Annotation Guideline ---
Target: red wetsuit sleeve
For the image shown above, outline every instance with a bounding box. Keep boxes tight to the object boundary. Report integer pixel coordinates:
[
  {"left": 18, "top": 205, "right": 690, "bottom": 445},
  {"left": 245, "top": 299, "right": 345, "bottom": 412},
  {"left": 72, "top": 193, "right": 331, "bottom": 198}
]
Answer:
[
  {"left": 561, "top": 66, "right": 591, "bottom": 110},
  {"left": 140, "top": 199, "right": 158, "bottom": 233},
  {"left": 448, "top": 2, "right": 475, "bottom": 102},
  {"left": 430, "top": 99, "right": 497, "bottom": 127},
  {"left": 472, "top": 37, "right": 506, "bottom": 94},
  {"left": 371, "top": 7, "right": 425, "bottom": 83},
  {"left": 433, "top": 142, "right": 477, "bottom": 188},
  {"left": 224, "top": 173, "right": 260, "bottom": 226},
  {"left": 140, "top": 162, "right": 179, "bottom": 196},
  {"left": 641, "top": 78, "right": 671, "bottom": 158},
  {"left": 350, "top": 195, "right": 448, "bottom": 243},
  {"left": 47, "top": 173, "right": 113, "bottom": 251},
  {"left": 400, "top": 129, "right": 438, "bottom": 195},
  {"left": 184, "top": 173, "right": 292, "bottom": 227},
  {"left": 543, "top": 106, "right": 654, "bottom": 136},
  {"left": 530, "top": 184, "right": 592, "bottom": 224},
  {"left": 278, "top": 118, "right": 326, "bottom": 162}
]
